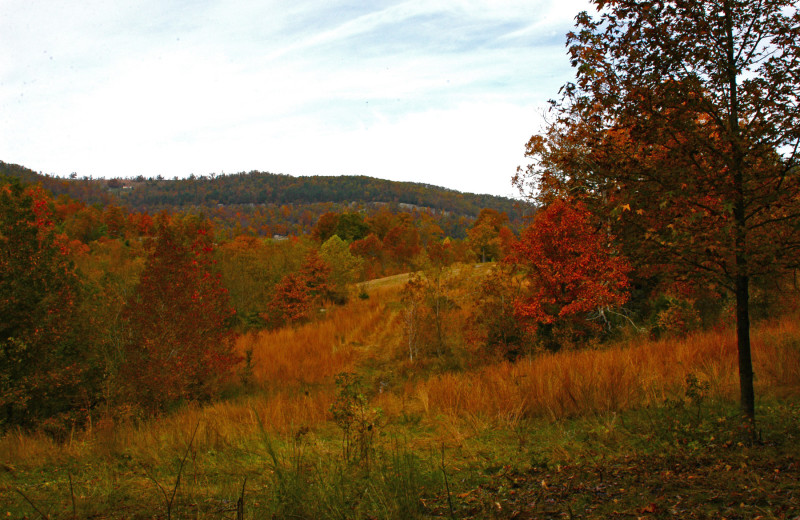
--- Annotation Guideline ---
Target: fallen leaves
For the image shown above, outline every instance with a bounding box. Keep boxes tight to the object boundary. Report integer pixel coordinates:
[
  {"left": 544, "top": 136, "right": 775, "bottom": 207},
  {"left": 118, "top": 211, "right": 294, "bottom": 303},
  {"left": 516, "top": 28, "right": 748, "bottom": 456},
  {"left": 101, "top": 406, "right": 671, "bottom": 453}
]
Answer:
[{"left": 423, "top": 446, "right": 800, "bottom": 519}]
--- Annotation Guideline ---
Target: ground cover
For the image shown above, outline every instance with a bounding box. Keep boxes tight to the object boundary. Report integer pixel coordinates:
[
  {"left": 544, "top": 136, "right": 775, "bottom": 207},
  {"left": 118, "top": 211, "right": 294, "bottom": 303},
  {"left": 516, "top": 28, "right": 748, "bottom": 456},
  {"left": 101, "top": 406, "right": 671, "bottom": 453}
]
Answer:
[{"left": 1, "top": 278, "right": 798, "bottom": 519}]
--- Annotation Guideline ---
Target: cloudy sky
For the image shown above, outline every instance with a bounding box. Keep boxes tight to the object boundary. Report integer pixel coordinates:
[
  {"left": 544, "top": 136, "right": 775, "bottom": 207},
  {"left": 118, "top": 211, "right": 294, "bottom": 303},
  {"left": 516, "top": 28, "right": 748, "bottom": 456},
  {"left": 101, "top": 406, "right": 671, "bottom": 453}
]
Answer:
[{"left": 1, "top": 0, "right": 592, "bottom": 198}]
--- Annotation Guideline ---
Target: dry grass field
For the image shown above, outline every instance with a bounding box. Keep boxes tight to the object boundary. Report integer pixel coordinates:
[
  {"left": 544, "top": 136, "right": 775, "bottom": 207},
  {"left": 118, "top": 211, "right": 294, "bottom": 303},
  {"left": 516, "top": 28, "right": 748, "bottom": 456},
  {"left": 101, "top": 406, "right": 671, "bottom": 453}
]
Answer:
[{"left": 1, "top": 272, "right": 799, "bottom": 518}]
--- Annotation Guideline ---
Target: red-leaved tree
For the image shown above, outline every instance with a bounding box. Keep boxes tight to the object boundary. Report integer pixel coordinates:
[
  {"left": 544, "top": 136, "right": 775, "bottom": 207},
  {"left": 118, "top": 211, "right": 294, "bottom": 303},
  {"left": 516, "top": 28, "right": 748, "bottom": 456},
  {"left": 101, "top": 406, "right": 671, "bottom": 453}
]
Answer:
[
  {"left": 511, "top": 199, "right": 630, "bottom": 350},
  {"left": 122, "top": 214, "right": 239, "bottom": 413}
]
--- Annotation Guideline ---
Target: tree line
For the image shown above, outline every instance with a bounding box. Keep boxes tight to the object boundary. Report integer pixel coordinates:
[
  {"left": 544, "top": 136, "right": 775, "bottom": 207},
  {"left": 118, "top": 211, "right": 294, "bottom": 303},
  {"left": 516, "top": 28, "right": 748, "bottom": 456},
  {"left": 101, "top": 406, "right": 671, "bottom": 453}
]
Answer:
[{"left": 0, "top": 163, "right": 523, "bottom": 237}]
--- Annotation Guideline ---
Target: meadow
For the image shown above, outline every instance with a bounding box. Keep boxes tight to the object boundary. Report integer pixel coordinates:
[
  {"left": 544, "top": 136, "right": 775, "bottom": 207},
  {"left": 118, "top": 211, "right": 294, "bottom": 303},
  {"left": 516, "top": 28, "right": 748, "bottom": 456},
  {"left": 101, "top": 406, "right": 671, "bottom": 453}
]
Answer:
[{"left": 2, "top": 275, "right": 799, "bottom": 519}]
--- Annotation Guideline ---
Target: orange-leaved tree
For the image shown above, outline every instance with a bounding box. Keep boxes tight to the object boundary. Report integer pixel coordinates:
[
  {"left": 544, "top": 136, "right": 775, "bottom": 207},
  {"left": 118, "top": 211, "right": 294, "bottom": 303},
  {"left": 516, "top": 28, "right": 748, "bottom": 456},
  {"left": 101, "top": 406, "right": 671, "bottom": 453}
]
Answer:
[
  {"left": 350, "top": 233, "right": 384, "bottom": 279},
  {"left": 122, "top": 214, "right": 239, "bottom": 413},
  {"left": 383, "top": 215, "right": 421, "bottom": 268},
  {"left": 468, "top": 263, "right": 533, "bottom": 360},
  {"left": 511, "top": 199, "right": 630, "bottom": 350},
  {"left": 264, "top": 250, "right": 333, "bottom": 327}
]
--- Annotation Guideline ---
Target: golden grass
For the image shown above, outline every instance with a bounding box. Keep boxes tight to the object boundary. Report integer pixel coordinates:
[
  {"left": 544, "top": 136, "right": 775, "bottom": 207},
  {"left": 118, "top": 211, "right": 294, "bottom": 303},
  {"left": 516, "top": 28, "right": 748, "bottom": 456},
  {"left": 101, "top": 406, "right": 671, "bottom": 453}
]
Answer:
[
  {"left": 0, "top": 390, "right": 335, "bottom": 467},
  {"left": 2, "top": 276, "right": 798, "bottom": 468},
  {"left": 110, "top": 390, "right": 334, "bottom": 456},
  {"left": 236, "top": 286, "right": 399, "bottom": 388},
  {"left": 0, "top": 287, "right": 404, "bottom": 465},
  {"left": 418, "top": 316, "right": 800, "bottom": 422}
]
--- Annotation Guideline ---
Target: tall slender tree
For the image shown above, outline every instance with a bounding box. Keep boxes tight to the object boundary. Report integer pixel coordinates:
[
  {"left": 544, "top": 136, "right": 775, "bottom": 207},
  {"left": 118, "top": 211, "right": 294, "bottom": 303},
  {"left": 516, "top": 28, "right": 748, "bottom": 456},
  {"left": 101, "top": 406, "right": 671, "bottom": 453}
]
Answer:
[{"left": 516, "top": 0, "right": 800, "bottom": 419}]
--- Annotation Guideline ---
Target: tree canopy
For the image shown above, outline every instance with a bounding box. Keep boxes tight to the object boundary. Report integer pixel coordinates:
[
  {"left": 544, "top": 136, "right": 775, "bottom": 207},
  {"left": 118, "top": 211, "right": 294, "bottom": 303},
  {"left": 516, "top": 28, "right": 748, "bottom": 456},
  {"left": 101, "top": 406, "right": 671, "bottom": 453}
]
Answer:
[{"left": 516, "top": 0, "right": 800, "bottom": 419}]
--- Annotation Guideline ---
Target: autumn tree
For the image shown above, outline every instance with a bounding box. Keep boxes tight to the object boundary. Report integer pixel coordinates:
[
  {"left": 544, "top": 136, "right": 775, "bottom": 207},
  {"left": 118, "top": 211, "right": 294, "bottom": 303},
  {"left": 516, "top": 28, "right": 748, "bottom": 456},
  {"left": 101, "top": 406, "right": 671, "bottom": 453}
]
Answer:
[
  {"left": 416, "top": 212, "right": 445, "bottom": 248},
  {"left": 467, "top": 208, "right": 512, "bottom": 262},
  {"left": 350, "top": 233, "right": 384, "bottom": 278},
  {"left": 517, "top": 0, "right": 800, "bottom": 419},
  {"left": 122, "top": 214, "right": 239, "bottom": 412},
  {"left": 265, "top": 272, "right": 314, "bottom": 326},
  {"left": 217, "top": 235, "right": 310, "bottom": 327},
  {"left": 510, "top": 199, "right": 630, "bottom": 351},
  {"left": 469, "top": 263, "right": 533, "bottom": 360},
  {"left": 334, "top": 212, "right": 370, "bottom": 242},
  {"left": 400, "top": 264, "right": 465, "bottom": 360},
  {"left": 383, "top": 215, "right": 421, "bottom": 267},
  {"left": 264, "top": 250, "right": 333, "bottom": 327},
  {"left": 128, "top": 211, "right": 154, "bottom": 236},
  {"left": 71, "top": 235, "right": 146, "bottom": 413},
  {"left": 0, "top": 178, "right": 86, "bottom": 430},
  {"left": 63, "top": 204, "right": 105, "bottom": 242},
  {"left": 299, "top": 249, "right": 333, "bottom": 301},
  {"left": 312, "top": 212, "right": 340, "bottom": 242},
  {"left": 366, "top": 207, "right": 396, "bottom": 240},
  {"left": 102, "top": 204, "right": 127, "bottom": 239}
]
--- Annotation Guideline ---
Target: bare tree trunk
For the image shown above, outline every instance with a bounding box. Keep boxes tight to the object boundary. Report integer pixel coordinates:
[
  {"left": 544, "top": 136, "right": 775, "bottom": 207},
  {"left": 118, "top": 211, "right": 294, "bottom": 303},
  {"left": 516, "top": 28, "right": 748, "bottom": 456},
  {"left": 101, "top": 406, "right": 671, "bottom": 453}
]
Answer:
[
  {"left": 735, "top": 272, "right": 755, "bottom": 420},
  {"left": 724, "top": 0, "right": 755, "bottom": 422}
]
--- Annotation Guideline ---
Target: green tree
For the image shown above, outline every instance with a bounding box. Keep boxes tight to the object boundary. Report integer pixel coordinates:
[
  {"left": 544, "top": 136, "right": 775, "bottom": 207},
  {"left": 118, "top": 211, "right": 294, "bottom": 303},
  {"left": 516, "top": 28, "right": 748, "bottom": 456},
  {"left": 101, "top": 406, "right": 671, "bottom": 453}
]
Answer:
[
  {"left": 320, "top": 235, "right": 363, "bottom": 302},
  {"left": 334, "top": 212, "right": 370, "bottom": 242},
  {"left": 517, "top": 0, "right": 800, "bottom": 419}
]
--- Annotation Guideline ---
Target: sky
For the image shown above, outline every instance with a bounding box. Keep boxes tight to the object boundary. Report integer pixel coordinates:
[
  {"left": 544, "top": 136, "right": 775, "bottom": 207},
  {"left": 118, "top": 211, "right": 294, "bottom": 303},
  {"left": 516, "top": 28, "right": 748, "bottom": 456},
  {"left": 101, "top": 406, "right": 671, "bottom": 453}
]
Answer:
[{"left": 1, "top": 0, "right": 593, "bottom": 198}]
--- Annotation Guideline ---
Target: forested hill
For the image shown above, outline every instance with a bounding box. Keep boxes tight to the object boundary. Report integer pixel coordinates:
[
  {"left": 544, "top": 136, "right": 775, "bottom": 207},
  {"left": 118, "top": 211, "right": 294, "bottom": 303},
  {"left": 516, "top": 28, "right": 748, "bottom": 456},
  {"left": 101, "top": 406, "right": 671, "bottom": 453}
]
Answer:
[{"left": 0, "top": 161, "right": 520, "bottom": 219}]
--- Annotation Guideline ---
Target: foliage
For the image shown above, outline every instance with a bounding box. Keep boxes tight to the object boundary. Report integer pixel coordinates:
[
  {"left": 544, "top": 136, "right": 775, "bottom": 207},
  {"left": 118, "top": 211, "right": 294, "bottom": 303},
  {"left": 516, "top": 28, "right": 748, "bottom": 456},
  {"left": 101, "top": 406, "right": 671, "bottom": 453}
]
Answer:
[
  {"left": 0, "top": 178, "right": 88, "bottom": 432},
  {"left": 319, "top": 235, "right": 363, "bottom": 303},
  {"left": 468, "top": 263, "right": 534, "bottom": 360},
  {"left": 263, "top": 250, "right": 333, "bottom": 328},
  {"left": 299, "top": 250, "right": 333, "bottom": 302},
  {"left": 1, "top": 161, "right": 524, "bottom": 240},
  {"left": 334, "top": 212, "right": 370, "bottom": 242},
  {"left": 311, "top": 212, "right": 339, "bottom": 242},
  {"left": 0, "top": 267, "right": 799, "bottom": 518},
  {"left": 383, "top": 215, "right": 421, "bottom": 267},
  {"left": 515, "top": 0, "right": 800, "bottom": 417},
  {"left": 653, "top": 295, "right": 702, "bottom": 338},
  {"left": 400, "top": 267, "right": 464, "bottom": 360},
  {"left": 264, "top": 272, "right": 315, "bottom": 326},
  {"left": 216, "top": 235, "right": 311, "bottom": 326},
  {"left": 510, "top": 199, "right": 630, "bottom": 350},
  {"left": 350, "top": 233, "right": 384, "bottom": 279},
  {"left": 121, "top": 214, "right": 239, "bottom": 413},
  {"left": 70, "top": 237, "right": 147, "bottom": 420},
  {"left": 466, "top": 208, "right": 513, "bottom": 263}
]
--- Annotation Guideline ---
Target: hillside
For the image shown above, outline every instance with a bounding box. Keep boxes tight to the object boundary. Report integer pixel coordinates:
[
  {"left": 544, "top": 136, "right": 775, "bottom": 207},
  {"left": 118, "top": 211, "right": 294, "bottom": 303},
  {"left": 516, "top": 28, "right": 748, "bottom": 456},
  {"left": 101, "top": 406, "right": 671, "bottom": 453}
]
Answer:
[
  {"left": 0, "top": 161, "right": 524, "bottom": 219},
  {"left": 0, "top": 160, "right": 528, "bottom": 239}
]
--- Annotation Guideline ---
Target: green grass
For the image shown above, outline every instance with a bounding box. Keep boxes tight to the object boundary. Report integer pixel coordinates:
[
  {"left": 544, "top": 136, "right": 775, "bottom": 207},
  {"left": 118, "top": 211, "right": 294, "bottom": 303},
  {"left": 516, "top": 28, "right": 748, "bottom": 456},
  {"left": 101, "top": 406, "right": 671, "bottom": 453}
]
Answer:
[{"left": 2, "top": 396, "right": 798, "bottom": 519}]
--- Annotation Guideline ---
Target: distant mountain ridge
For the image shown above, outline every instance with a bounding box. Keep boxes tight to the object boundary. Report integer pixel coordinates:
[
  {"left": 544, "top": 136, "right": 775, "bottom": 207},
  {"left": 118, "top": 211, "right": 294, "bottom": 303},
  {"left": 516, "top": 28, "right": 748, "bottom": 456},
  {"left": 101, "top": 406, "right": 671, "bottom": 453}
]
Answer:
[{"left": 0, "top": 161, "right": 523, "bottom": 220}]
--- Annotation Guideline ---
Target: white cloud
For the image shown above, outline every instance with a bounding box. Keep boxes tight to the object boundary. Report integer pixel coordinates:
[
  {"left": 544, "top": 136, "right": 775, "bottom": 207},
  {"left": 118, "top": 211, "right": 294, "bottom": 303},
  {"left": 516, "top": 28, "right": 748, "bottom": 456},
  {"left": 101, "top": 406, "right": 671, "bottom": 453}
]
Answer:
[{"left": 1, "top": 0, "right": 591, "bottom": 196}]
